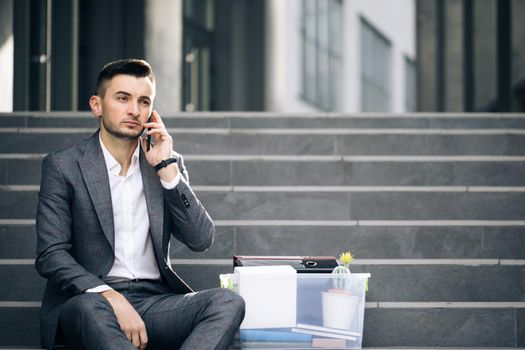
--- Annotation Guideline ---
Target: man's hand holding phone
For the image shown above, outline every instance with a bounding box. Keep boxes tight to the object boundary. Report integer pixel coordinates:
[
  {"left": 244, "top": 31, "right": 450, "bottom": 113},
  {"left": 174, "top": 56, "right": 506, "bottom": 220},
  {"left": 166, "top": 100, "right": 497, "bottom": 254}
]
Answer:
[{"left": 142, "top": 111, "right": 179, "bottom": 182}]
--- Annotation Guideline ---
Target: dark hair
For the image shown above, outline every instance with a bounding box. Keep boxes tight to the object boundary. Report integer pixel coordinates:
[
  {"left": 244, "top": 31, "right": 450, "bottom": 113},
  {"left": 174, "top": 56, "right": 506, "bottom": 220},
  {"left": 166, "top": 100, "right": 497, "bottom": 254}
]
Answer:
[{"left": 95, "top": 58, "right": 155, "bottom": 97}]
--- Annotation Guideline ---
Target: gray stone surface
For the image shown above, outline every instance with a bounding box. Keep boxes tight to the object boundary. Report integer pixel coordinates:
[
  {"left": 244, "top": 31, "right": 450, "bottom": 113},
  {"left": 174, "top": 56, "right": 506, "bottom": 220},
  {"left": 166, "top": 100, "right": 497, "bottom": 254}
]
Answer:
[
  {"left": 174, "top": 264, "right": 232, "bottom": 291},
  {"left": 185, "top": 161, "right": 232, "bottom": 186},
  {"left": 234, "top": 160, "right": 525, "bottom": 186},
  {"left": 0, "top": 191, "right": 37, "bottom": 219},
  {"left": 2, "top": 112, "right": 525, "bottom": 348},
  {"left": 0, "top": 158, "right": 234, "bottom": 186},
  {"left": 3, "top": 190, "right": 525, "bottom": 221},
  {"left": 0, "top": 305, "right": 521, "bottom": 348},
  {"left": 174, "top": 134, "right": 337, "bottom": 156},
  {"left": 0, "top": 132, "right": 95, "bottom": 153},
  {"left": 5, "top": 223, "right": 525, "bottom": 260},
  {"left": 0, "top": 225, "right": 35, "bottom": 259},
  {"left": 143, "top": 263, "right": 525, "bottom": 302},
  {"left": 24, "top": 115, "right": 99, "bottom": 128},
  {"left": 5, "top": 131, "right": 525, "bottom": 155},
  {"left": 232, "top": 226, "right": 525, "bottom": 259},
  {"left": 0, "top": 307, "right": 40, "bottom": 347},
  {"left": 6, "top": 113, "right": 525, "bottom": 129},
  {"left": 198, "top": 191, "right": 352, "bottom": 220},
  {"left": 3, "top": 157, "right": 525, "bottom": 187},
  {"left": 0, "top": 266, "right": 45, "bottom": 301},
  {"left": 170, "top": 227, "right": 235, "bottom": 259},
  {"left": 229, "top": 116, "right": 525, "bottom": 129},
  {"left": 363, "top": 308, "right": 517, "bottom": 347},
  {"left": 518, "top": 308, "right": 525, "bottom": 347},
  {"left": 353, "top": 264, "right": 525, "bottom": 302},
  {"left": 201, "top": 191, "right": 525, "bottom": 221},
  {"left": 335, "top": 134, "right": 525, "bottom": 155},
  {"left": 2, "top": 159, "right": 43, "bottom": 186},
  {"left": 5, "top": 261, "right": 510, "bottom": 303},
  {"left": 348, "top": 192, "right": 525, "bottom": 220}
]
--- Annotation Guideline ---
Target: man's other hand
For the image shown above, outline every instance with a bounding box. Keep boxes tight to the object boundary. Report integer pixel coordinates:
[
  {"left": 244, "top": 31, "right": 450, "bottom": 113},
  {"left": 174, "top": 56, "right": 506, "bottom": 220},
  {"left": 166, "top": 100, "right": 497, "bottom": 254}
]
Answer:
[{"left": 101, "top": 289, "right": 148, "bottom": 349}]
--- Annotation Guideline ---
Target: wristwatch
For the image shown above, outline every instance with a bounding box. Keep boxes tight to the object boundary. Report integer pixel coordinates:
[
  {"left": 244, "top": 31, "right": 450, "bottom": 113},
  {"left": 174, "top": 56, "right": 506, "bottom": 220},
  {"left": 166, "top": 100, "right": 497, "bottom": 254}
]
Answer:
[{"left": 154, "top": 157, "right": 178, "bottom": 172}]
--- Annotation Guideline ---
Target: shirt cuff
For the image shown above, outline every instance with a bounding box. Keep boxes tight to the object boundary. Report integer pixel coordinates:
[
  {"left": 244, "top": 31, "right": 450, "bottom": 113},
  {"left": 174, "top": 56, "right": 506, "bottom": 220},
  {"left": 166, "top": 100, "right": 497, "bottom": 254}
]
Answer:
[
  {"left": 85, "top": 285, "right": 113, "bottom": 293},
  {"left": 160, "top": 172, "right": 181, "bottom": 189}
]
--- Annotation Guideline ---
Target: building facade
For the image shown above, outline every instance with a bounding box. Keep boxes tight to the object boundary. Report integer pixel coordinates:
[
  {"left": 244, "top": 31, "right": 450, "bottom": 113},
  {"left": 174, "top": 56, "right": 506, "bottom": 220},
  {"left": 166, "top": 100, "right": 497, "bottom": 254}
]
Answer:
[
  {"left": 0, "top": 0, "right": 418, "bottom": 113},
  {"left": 417, "top": 0, "right": 525, "bottom": 112},
  {"left": 16, "top": 0, "right": 525, "bottom": 114}
]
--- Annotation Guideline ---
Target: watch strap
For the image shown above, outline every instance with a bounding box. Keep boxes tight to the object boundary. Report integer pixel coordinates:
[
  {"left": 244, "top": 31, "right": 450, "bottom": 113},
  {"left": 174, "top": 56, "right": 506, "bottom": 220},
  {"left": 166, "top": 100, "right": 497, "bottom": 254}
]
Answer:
[{"left": 154, "top": 157, "right": 177, "bottom": 172}]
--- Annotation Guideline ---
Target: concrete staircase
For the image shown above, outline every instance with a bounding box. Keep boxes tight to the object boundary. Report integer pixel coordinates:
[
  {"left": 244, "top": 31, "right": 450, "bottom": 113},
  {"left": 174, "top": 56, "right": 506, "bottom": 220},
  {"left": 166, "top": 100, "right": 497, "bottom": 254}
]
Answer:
[{"left": 0, "top": 112, "right": 524, "bottom": 348}]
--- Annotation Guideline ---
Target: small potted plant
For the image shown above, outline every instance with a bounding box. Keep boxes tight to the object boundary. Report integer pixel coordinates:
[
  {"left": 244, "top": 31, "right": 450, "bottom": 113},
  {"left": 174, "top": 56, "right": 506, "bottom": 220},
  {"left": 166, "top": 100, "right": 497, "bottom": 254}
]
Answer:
[
  {"left": 332, "top": 251, "right": 354, "bottom": 291},
  {"left": 322, "top": 251, "right": 360, "bottom": 330}
]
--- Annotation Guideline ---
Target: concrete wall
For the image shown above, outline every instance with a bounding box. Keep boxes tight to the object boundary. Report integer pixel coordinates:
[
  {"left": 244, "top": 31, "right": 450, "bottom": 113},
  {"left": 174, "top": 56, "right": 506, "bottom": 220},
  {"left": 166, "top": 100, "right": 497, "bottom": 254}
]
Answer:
[
  {"left": 265, "top": 0, "right": 415, "bottom": 113},
  {"left": 145, "top": 0, "right": 183, "bottom": 113},
  {"left": 0, "top": 0, "right": 13, "bottom": 112}
]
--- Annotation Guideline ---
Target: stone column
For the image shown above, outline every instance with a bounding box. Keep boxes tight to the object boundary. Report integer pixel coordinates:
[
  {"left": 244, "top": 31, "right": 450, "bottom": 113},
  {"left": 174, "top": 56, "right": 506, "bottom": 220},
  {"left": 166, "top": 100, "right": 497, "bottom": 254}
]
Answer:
[
  {"left": 473, "top": 0, "right": 497, "bottom": 111},
  {"left": 416, "top": 0, "right": 437, "bottom": 111},
  {"left": 144, "top": 0, "right": 183, "bottom": 113},
  {"left": 444, "top": 0, "right": 464, "bottom": 111},
  {"left": 0, "top": 0, "right": 13, "bottom": 112}
]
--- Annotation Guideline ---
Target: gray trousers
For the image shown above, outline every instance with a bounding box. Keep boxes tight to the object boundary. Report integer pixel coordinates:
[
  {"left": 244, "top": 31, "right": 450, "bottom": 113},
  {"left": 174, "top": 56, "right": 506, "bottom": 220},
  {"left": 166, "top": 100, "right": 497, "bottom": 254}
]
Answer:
[{"left": 58, "top": 280, "right": 245, "bottom": 350}]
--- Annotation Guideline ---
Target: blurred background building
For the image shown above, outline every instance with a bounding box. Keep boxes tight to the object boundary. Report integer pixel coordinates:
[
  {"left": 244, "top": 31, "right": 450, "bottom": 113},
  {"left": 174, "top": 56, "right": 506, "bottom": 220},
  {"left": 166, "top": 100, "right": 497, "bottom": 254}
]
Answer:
[{"left": 0, "top": 0, "right": 523, "bottom": 113}]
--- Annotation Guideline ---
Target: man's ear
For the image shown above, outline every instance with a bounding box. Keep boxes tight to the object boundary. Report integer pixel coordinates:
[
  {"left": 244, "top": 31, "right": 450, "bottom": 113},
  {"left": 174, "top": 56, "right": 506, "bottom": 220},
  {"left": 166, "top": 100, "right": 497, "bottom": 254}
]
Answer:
[{"left": 89, "top": 95, "right": 102, "bottom": 119}]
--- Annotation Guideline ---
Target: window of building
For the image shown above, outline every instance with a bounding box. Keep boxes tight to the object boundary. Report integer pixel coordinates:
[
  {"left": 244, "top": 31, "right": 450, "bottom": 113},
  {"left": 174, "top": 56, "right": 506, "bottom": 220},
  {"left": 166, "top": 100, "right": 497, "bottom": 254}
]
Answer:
[
  {"left": 301, "top": 0, "right": 342, "bottom": 111},
  {"left": 404, "top": 56, "right": 416, "bottom": 112},
  {"left": 360, "top": 18, "right": 391, "bottom": 112}
]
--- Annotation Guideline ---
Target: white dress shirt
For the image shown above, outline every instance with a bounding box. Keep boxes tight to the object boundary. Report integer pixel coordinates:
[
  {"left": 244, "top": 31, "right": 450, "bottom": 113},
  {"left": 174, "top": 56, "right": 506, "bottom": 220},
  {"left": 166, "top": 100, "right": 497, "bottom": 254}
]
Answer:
[{"left": 86, "top": 137, "right": 180, "bottom": 293}]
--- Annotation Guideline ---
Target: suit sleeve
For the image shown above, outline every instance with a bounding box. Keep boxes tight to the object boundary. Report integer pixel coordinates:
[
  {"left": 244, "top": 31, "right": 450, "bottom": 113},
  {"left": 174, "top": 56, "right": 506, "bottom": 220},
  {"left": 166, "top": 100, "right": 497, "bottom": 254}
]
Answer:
[
  {"left": 35, "top": 155, "right": 105, "bottom": 295},
  {"left": 164, "top": 154, "right": 215, "bottom": 251}
]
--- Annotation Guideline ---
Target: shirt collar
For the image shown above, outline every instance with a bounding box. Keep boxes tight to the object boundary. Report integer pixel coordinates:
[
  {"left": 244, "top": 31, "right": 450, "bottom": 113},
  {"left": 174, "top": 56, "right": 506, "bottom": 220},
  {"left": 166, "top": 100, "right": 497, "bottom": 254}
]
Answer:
[{"left": 99, "top": 135, "right": 140, "bottom": 175}]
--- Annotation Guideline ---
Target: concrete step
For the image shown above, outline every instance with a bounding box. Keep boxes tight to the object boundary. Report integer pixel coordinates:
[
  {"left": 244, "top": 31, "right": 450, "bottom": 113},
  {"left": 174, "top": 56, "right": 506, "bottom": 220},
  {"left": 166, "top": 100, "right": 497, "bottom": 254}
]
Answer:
[
  {"left": 0, "top": 305, "right": 523, "bottom": 347},
  {"left": 4, "top": 223, "right": 525, "bottom": 260},
  {"left": 2, "top": 156, "right": 525, "bottom": 186},
  {"left": 173, "top": 263, "right": 525, "bottom": 302},
  {"left": 2, "top": 188, "right": 525, "bottom": 220},
  {"left": 199, "top": 190, "right": 525, "bottom": 221},
  {"left": 1, "top": 111, "right": 523, "bottom": 349},
  {"left": 2, "top": 129, "right": 525, "bottom": 155},
  {"left": 172, "top": 225, "right": 525, "bottom": 260},
  {"left": 2, "top": 112, "right": 525, "bottom": 129},
  {"left": 0, "top": 307, "right": 40, "bottom": 347},
  {"left": 2, "top": 263, "right": 524, "bottom": 302}
]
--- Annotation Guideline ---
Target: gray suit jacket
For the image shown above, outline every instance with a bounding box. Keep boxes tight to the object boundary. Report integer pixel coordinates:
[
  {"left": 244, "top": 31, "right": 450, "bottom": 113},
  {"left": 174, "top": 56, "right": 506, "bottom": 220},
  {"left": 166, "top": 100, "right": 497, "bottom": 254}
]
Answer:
[{"left": 35, "top": 131, "right": 215, "bottom": 349}]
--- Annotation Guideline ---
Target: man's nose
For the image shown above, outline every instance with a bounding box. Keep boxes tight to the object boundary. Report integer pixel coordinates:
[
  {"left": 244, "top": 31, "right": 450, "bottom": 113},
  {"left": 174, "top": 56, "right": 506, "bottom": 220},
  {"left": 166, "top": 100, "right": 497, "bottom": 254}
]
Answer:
[{"left": 128, "top": 101, "right": 140, "bottom": 117}]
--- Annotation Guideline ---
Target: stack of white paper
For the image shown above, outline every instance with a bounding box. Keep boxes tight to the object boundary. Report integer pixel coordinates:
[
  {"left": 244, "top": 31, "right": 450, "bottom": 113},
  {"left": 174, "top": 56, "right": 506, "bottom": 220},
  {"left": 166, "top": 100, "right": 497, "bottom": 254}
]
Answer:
[{"left": 235, "top": 265, "right": 297, "bottom": 329}]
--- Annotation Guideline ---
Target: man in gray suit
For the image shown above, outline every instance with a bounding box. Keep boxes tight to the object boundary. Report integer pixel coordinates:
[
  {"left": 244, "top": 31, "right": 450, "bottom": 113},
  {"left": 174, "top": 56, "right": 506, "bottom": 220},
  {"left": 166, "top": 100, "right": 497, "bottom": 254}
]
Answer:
[{"left": 35, "top": 58, "right": 245, "bottom": 350}]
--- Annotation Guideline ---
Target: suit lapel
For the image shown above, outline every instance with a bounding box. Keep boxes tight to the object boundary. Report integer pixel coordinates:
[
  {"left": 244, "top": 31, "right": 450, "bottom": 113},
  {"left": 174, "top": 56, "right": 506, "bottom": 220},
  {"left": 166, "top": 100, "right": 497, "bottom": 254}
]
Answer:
[
  {"left": 140, "top": 149, "right": 165, "bottom": 247},
  {"left": 78, "top": 131, "right": 115, "bottom": 250}
]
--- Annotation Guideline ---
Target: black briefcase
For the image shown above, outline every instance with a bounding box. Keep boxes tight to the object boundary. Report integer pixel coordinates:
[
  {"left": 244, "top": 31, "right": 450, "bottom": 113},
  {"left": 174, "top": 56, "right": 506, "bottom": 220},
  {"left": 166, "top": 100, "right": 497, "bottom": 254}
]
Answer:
[{"left": 233, "top": 255, "right": 338, "bottom": 273}]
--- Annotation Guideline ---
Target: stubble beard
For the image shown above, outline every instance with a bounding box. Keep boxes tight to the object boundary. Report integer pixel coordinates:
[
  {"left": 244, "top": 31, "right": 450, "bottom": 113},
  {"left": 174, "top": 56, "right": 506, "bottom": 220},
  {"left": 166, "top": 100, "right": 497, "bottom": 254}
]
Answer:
[{"left": 101, "top": 117, "right": 142, "bottom": 140}]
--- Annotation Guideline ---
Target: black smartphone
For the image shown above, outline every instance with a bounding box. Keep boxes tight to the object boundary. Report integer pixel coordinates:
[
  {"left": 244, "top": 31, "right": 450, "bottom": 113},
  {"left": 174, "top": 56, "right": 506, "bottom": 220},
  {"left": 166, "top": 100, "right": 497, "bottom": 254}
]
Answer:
[{"left": 146, "top": 113, "right": 152, "bottom": 151}]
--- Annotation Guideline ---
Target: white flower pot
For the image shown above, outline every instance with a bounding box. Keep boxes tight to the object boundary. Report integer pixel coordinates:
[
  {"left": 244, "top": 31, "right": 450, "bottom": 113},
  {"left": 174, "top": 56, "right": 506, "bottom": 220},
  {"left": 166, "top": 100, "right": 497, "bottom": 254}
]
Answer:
[{"left": 321, "top": 291, "right": 360, "bottom": 330}]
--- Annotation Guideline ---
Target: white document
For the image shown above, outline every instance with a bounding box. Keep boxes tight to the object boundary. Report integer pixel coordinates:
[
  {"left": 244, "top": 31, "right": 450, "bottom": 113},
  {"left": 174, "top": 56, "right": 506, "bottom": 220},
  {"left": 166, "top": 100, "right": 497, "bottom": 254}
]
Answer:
[{"left": 235, "top": 265, "right": 297, "bottom": 329}]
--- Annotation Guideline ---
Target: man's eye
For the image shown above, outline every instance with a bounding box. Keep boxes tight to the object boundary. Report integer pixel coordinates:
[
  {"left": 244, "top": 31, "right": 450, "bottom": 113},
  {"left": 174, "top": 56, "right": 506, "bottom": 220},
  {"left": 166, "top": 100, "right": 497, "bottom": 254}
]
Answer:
[
  {"left": 141, "top": 100, "right": 151, "bottom": 106},
  {"left": 117, "top": 96, "right": 127, "bottom": 101}
]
